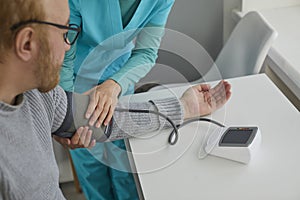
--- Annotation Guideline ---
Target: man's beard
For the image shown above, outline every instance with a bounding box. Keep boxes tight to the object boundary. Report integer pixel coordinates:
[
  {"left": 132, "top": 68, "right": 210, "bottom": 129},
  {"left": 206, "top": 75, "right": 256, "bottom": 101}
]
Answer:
[{"left": 35, "top": 35, "right": 61, "bottom": 93}]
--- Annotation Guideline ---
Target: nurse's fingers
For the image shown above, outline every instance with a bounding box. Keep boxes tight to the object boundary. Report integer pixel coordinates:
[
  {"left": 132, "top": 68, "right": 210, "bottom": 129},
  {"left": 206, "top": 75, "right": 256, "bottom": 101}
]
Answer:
[
  {"left": 103, "top": 104, "right": 115, "bottom": 126},
  {"left": 85, "top": 91, "right": 98, "bottom": 119},
  {"left": 89, "top": 95, "right": 107, "bottom": 126},
  {"left": 95, "top": 100, "right": 112, "bottom": 128}
]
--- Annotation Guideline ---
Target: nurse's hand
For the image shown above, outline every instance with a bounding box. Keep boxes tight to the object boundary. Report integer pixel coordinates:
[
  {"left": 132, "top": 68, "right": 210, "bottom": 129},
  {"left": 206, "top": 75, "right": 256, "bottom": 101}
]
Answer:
[
  {"left": 53, "top": 126, "right": 96, "bottom": 149},
  {"left": 84, "top": 79, "right": 121, "bottom": 128}
]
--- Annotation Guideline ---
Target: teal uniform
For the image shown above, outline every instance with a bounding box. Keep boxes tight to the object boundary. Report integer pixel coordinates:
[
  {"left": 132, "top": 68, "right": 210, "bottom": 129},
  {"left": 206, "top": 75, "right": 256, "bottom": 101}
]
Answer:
[{"left": 60, "top": 0, "right": 174, "bottom": 199}]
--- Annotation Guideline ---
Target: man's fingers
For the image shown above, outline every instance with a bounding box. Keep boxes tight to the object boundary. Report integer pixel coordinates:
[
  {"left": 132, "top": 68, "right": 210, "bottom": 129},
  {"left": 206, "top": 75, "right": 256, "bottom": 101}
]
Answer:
[
  {"left": 193, "top": 84, "right": 211, "bottom": 92},
  {"left": 213, "top": 88, "right": 226, "bottom": 104},
  {"left": 53, "top": 135, "right": 71, "bottom": 148},
  {"left": 205, "top": 91, "right": 216, "bottom": 110},
  {"left": 211, "top": 81, "right": 231, "bottom": 109},
  {"left": 88, "top": 139, "right": 96, "bottom": 149},
  {"left": 80, "top": 128, "right": 95, "bottom": 148},
  {"left": 203, "top": 80, "right": 229, "bottom": 111},
  {"left": 79, "top": 126, "right": 88, "bottom": 145},
  {"left": 68, "top": 127, "right": 96, "bottom": 149},
  {"left": 83, "top": 129, "right": 93, "bottom": 148},
  {"left": 224, "top": 82, "right": 232, "bottom": 101},
  {"left": 212, "top": 81, "right": 226, "bottom": 98},
  {"left": 71, "top": 127, "right": 83, "bottom": 145}
]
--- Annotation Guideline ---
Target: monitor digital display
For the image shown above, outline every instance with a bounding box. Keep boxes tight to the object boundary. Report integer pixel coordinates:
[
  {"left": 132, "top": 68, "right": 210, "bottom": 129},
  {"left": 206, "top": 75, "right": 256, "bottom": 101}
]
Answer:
[{"left": 219, "top": 127, "right": 257, "bottom": 147}]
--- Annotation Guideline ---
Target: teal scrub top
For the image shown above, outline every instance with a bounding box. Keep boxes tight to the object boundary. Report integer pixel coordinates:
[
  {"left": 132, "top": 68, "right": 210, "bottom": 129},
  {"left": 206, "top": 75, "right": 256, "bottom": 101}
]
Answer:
[{"left": 60, "top": 0, "right": 175, "bottom": 95}]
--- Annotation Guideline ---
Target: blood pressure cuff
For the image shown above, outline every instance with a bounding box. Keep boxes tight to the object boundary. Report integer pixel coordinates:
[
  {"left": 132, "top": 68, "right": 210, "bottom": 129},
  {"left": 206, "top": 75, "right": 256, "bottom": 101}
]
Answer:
[{"left": 52, "top": 92, "right": 112, "bottom": 142}]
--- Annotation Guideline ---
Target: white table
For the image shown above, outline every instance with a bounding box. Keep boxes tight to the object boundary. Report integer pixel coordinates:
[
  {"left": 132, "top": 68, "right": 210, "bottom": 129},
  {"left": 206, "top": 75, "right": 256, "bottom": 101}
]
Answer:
[{"left": 124, "top": 74, "right": 300, "bottom": 200}]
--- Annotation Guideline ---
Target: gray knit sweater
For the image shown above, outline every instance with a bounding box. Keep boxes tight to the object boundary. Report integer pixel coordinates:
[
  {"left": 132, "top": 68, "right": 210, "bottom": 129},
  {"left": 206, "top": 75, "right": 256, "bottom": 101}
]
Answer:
[{"left": 0, "top": 86, "right": 183, "bottom": 199}]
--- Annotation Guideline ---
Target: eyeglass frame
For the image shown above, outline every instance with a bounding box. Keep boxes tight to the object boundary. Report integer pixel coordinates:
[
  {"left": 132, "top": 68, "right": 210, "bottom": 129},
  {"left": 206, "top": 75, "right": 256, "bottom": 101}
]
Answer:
[{"left": 10, "top": 20, "right": 81, "bottom": 45}]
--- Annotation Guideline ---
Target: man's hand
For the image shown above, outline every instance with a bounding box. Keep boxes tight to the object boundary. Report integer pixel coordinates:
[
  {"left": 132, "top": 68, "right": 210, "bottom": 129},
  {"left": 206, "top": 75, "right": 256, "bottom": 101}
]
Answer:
[
  {"left": 84, "top": 79, "right": 121, "bottom": 128},
  {"left": 53, "top": 126, "right": 96, "bottom": 149},
  {"left": 180, "top": 80, "right": 231, "bottom": 119}
]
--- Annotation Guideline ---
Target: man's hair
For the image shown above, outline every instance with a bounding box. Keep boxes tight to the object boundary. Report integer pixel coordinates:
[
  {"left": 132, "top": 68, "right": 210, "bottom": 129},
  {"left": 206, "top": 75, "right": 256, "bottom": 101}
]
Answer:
[{"left": 0, "top": 0, "right": 45, "bottom": 60}]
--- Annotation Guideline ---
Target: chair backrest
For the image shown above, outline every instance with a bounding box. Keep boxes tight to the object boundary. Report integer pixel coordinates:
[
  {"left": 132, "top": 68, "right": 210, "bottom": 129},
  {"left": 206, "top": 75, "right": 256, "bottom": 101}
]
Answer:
[{"left": 205, "top": 11, "right": 277, "bottom": 81}]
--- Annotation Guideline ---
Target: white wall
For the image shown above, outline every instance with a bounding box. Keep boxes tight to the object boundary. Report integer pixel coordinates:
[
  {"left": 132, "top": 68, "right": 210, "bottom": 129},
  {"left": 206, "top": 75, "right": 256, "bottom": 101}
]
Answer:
[
  {"left": 223, "top": 0, "right": 300, "bottom": 42},
  {"left": 241, "top": 0, "right": 300, "bottom": 11},
  {"left": 166, "top": 0, "right": 223, "bottom": 60},
  {"left": 139, "top": 0, "right": 224, "bottom": 86}
]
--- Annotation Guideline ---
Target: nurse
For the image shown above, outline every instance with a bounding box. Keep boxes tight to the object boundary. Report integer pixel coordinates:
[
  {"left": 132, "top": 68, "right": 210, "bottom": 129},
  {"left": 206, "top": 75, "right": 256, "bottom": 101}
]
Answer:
[{"left": 59, "top": 0, "right": 175, "bottom": 199}]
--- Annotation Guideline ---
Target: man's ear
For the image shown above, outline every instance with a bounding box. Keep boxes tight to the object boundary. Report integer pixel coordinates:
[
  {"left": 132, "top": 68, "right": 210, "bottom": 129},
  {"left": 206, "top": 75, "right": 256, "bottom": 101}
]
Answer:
[{"left": 14, "top": 27, "right": 38, "bottom": 61}]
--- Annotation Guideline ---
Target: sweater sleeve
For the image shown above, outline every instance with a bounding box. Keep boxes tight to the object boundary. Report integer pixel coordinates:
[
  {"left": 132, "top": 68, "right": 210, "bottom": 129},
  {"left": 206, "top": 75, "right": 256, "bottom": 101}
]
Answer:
[
  {"left": 0, "top": 168, "right": 14, "bottom": 200},
  {"left": 0, "top": 170, "right": 4, "bottom": 199},
  {"left": 50, "top": 86, "right": 69, "bottom": 133}
]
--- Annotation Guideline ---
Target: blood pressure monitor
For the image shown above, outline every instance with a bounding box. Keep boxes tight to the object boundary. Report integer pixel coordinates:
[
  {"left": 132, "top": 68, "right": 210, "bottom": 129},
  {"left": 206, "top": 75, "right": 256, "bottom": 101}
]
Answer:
[{"left": 199, "top": 126, "right": 261, "bottom": 164}]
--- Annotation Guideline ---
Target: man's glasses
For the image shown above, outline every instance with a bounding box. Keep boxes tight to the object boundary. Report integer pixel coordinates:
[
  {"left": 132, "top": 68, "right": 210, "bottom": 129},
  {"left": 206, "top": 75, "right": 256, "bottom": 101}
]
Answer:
[{"left": 10, "top": 20, "right": 81, "bottom": 45}]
